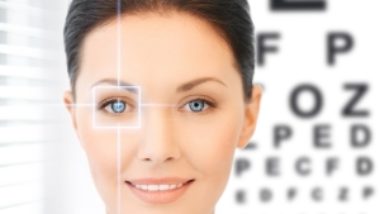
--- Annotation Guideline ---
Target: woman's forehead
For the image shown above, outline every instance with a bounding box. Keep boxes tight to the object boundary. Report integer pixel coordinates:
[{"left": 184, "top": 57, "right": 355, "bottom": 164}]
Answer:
[
  {"left": 78, "top": 12, "right": 238, "bottom": 93},
  {"left": 81, "top": 12, "right": 234, "bottom": 70}
]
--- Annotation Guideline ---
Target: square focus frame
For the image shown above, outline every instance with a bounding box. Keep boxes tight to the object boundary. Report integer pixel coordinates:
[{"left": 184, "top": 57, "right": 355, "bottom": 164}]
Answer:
[{"left": 91, "top": 85, "right": 142, "bottom": 129}]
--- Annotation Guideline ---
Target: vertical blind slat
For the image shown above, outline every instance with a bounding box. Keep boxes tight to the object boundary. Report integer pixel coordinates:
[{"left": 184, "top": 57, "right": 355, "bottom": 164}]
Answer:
[{"left": 0, "top": 0, "right": 57, "bottom": 212}]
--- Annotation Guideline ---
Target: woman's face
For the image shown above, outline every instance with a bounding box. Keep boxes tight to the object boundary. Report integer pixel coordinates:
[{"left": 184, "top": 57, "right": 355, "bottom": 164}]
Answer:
[{"left": 64, "top": 11, "right": 261, "bottom": 214}]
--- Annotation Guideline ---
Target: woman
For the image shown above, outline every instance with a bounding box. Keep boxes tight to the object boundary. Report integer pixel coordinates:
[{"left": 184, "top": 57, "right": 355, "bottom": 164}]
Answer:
[{"left": 63, "top": 0, "right": 262, "bottom": 213}]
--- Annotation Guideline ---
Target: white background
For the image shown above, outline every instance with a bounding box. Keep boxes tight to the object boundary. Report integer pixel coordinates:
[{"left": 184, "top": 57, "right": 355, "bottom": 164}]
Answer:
[{"left": 1, "top": 0, "right": 379, "bottom": 214}]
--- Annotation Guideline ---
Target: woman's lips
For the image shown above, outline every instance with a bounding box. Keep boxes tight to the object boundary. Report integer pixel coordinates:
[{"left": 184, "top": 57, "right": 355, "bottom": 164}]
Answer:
[{"left": 125, "top": 177, "right": 195, "bottom": 204}]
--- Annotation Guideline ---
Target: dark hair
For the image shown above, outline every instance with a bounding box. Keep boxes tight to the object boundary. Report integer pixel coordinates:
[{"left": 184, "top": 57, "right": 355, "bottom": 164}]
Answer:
[{"left": 64, "top": 0, "right": 255, "bottom": 101}]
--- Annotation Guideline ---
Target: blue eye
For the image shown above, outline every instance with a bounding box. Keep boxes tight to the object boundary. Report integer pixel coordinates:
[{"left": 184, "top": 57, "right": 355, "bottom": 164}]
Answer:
[
  {"left": 186, "top": 100, "right": 209, "bottom": 112},
  {"left": 104, "top": 100, "right": 127, "bottom": 114}
]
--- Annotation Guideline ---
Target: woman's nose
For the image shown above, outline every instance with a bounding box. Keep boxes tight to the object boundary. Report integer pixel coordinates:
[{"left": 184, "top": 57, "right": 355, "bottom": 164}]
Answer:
[{"left": 136, "top": 107, "right": 181, "bottom": 165}]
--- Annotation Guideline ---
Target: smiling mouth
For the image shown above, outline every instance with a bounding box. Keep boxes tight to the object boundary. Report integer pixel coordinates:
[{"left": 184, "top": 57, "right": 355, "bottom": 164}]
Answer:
[
  {"left": 125, "top": 178, "right": 195, "bottom": 204},
  {"left": 126, "top": 180, "right": 194, "bottom": 191}
]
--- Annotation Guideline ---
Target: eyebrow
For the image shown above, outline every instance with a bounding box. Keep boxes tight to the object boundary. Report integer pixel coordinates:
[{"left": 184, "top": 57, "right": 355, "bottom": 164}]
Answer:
[
  {"left": 91, "top": 79, "right": 138, "bottom": 94},
  {"left": 176, "top": 77, "right": 227, "bottom": 93},
  {"left": 91, "top": 77, "right": 227, "bottom": 93}
]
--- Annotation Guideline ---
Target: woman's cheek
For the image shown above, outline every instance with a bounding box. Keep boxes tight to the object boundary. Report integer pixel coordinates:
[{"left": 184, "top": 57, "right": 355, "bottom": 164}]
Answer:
[
  {"left": 84, "top": 130, "right": 117, "bottom": 173},
  {"left": 76, "top": 112, "right": 118, "bottom": 199},
  {"left": 181, "top": 111, "right": 242, "bottom": 175}
]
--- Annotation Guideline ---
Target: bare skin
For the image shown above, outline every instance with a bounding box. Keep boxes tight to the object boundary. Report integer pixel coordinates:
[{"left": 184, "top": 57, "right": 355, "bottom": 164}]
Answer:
[{"left": 64, "top": 11, "right": 262, "bottom": 214}]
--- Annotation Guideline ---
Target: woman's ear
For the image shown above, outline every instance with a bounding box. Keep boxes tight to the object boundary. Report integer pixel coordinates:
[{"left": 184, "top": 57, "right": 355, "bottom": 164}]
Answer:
[
  {"left": 237, "top": 84, "right": 263, "bottom": 149},
  {"left": 63, "top": 90, "right": 78, "bottom": 131}
]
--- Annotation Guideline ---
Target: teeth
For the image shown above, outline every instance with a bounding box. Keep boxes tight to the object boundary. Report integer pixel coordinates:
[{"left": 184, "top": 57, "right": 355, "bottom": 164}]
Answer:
[
  {"left": 133, "top": 183, "right": 185, "bottom": 192},
  {"left": 142, "top": 185, "right": 148, "bottom": 191},
  {"left": 159, "top": 184, "right": 170, "bottom": 191},
  {"left": 148, "top": 185, "right": 159, "bottom": 191}
]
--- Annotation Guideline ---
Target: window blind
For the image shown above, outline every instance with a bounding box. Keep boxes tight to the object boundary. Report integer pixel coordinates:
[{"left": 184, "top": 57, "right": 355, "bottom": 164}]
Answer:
[{"left": 0, "top": 0, "right": 67, "bottom": 213}]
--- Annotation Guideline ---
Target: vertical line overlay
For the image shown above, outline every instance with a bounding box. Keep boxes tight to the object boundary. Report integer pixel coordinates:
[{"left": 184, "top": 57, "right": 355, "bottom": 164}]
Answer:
[{"left": 116, "top": 1, "right": 123, "bottom": 213}]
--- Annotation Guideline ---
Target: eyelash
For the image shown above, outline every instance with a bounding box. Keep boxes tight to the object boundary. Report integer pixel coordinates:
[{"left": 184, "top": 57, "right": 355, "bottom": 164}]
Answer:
[
  {"left": 181, "top": 97, "right": 216, "bottom": 113},
  {"left": 97, "top": 97, "right": 217, "bottom": 114},
  {"left": 97, "top": 97, "right": 134, "bottom": 114}
]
